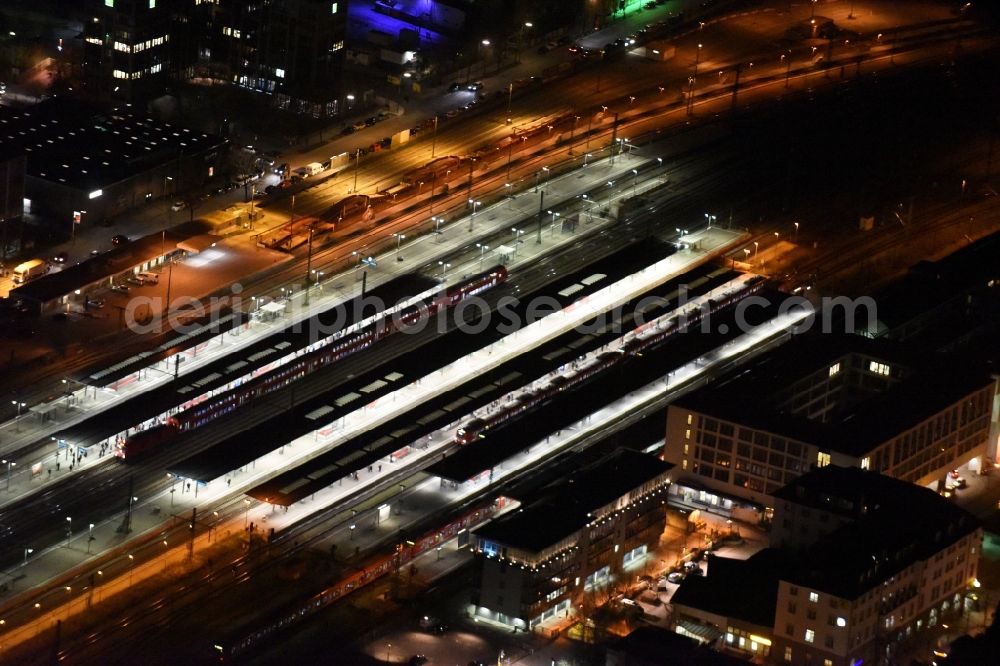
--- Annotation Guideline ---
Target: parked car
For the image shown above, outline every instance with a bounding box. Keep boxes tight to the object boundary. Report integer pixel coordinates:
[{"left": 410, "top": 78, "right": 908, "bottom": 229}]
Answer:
[
  {"left": 466, "top": 81, "right": 484, "bottom": 92},
  {"left": 667, "top": 571, "right": 685, "bottom": 583},
  {"left": 352, "top": 120, "right": 367, "bottom": 131},
  {"left": 53, "top": 251, "right": 69, "bottom": 264},
  {"left": 86, "top": 297, "right": 105, "bottom": 309},
  {"left": 111, "top": 234, "right": 128, "bottom": 245},
  {"left": 447, "top": 82, "right": 462, "bottom": 92},
  {"left": 364, "top": 116, "right": 377, "bottom": 126},
  {"left": 170, "top": 201, "right": 186, "bottom": 211}
]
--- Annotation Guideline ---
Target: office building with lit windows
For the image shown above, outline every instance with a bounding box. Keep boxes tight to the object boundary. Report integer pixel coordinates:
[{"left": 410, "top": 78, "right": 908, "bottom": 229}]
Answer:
[
  {"left": 200, "top": 0, "right": 349, "bottom": 117},
  {"left": 470, "top": 449, "right": 671, "bottom": 632},
  {"left": 82, "top": 0, "right": 181, "bottom": 102},
  {"left": 663, "top": 335, "right": 994, "bottom": 520},
  {"left": 671, "top": 466, "right": 982, "bottom": 666},
  {"left": 83, "top": 0, "right": 349, "bottom": 116}
]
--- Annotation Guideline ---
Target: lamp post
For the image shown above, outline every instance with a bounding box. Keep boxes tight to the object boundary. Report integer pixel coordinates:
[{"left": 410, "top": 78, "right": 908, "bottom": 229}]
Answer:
[
  {"left": 2, "top": 459, "right": 13, "bottom": 491},
  {"left": 244, "top": 498, "right": 251, "bottom": 529},
  {"left": 705, "top": 213, "right": 717, "bottom": 228},
  {"left": 794, "top": 222, "right": 800, "bottom": 241},
  {"left": 395, "top": 232, "right": 405, "bottom": 261},
  {"left": 476, "top": 243, "right": 490, "bottom": 268},
  {"left": 511, "top": 227, "right": 523, "bottom": 255},
  {"left": 11, "top": 400, "right": 25, "bottom": 432},
  {"left": 468, "top": 200, "right": 481, "bottom": 232},
  {"left": 23, "top": 547, "right": 32, "bottom": 566},
  {"left": 65, "top": 516, "right": 72, "bottom": 547},
  {"left": 695, "top": 43, "right": 703, "bottom": 77},
  {"left": 87, "top": 523, "right": 95, "bottom": 554},
  {"left": 128, "top": 553, "right": 135, "bottom": 587},
  {"left": 548, "top": 210, "right": 560, "bottom": 235},
  {"left": 432, "top": 216, "right": 443, "bottom": 234},
  {"left": 753, "top": 241, "right": 759, "bottom": 263},
  {"left": 439, "top": 261, "right": 450, "bottom": 278},
  {"left": 632, "top": 169, "right": 638, "bottom": 197}
]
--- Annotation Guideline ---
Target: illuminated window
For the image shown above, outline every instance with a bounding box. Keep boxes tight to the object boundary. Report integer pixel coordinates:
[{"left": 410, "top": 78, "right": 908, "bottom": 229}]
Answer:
[
  {"left": 829, "top": 362, "right": 840, "bottom": 377},
  {"left": 113, "top": 69, "right": 128, "bottom": 79},
  {"left": 823, "top": 660, "right": 833, "bottom": 666},
  {"left": 275, "top": 68, "right": 285, "bottom": 78},
  {"left": 817, "top": 452, "right": 830, "bottom": 468},
  {"left": 150, "top": 63, "right": 161, "bottom": 73},
  {"left": 682, "top": 459, "right": 687, "bottom": 470},
  {"left": 85, "top": 37, "right": 103, "bottom": 46},
  {"left": 804, "top": 629, "right": 815, "bottom": 643},
  {"left": 685, "top": 429, "right": 691, "bottom": 440},
  {"left": 105, "top": 0, "right": 114, "bottom": 6},
  {"left": 331, "top": 2, "right": 338, "bottom": 13},
  {"left": 809, "top": 592, "right": 819, "bottom": 603},
  {"left": 860, "top": 456, "right": 870, "bottom": 470},
  {"left": 149, "top": 0, "right": 155, "bottom": 7},
  {"left": 784, "top": 647, "right": 792, "bottom": 662},
  {"left": 114, "top": 41, "right": 130, "bottom": 52},
  {"left": 836, "top": 616, "right": 847, "bottom": 627},
  {"left": 868, "top": 361, "right": 890, "bottom": 376},
  {"left": 687, "top": 414, "right": 693, "bottom": 425},
  {"left": 330, "top": 40, "right": 344, "bottom": 52}
]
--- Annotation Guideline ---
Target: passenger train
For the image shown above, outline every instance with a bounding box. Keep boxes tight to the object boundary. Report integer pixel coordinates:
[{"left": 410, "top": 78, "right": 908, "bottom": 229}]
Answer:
[
  {"left": 453, "top": 275, "right": 766, "bottom": 444},
  {"left": 116, "top": 265, "right": 509, "bottom": 460}
]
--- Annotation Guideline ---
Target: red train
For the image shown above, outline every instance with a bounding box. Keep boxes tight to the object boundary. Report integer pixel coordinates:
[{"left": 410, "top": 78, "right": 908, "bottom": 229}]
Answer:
[
  {"left": 453, "top": 276, "right": 766, "bottom": 444},
  {"left": 116, "top": 265, "right": 509, "bottom": 461}
]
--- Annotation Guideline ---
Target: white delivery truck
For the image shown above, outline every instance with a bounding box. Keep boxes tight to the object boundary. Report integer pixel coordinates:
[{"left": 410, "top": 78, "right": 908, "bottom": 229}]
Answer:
[
  {"left": 12, "top": 258, "right": 48, "bottom": 285},
  {"left": 305, "top": 162, "right": 324, "bottom": 176}
]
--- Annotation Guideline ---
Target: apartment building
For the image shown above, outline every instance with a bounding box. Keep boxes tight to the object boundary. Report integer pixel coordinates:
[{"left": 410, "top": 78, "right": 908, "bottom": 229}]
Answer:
[
  {"left": 671, "top": 466, "right": 982, "bottom": 666},
  {"left": 470, "top": 449, "right": 672, "bottom": 631},
  {"left": 664, "top": 335, "right": 994, "bottom": 520}
]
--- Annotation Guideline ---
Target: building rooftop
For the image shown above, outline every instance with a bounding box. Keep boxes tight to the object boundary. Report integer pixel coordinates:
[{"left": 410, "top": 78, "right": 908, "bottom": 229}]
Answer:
[
  {"left": 473, "top": 448, "right": 672, "bottom": 554},
  {"left": 670, "top": 550, "right": 791, "bottom": 629},
  {"left": 673, "top": 334, "right": 992, "bottom": 458},
  {"left": 0, "top": 98, "right": 225, "bottom": 192},
  {"left": 873, "top": 230, "right": 1000, "bottom": 331},
  {"left": 779, "top": 466, "right": 981, "bottom": 600}
]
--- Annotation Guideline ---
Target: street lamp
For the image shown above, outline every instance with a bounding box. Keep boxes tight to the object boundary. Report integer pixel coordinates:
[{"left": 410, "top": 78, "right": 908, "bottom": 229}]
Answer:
[
  {"left": 704, "top": 213, "right": 717, "bottom": 228},
  {"left": 468, "top": 200, "right": 481, "bottom": 232},
  {"left": 547, "top": 210, "right": 560, "bottom": 235},
  {"left": 11, "top": 400, "right": 25, "bottom": 432},
  {"left": 66, "top": 516, "right": 72, "bottom": 547},
  {"left": 511, "top": 227, "right": 523, "bottom": 254},
  {"left": 244, "top": 498, "right": 251, "bottom": 529},
  {"left": 432, "top": 216, "right": 444, "bottom": 234},
  {"left": 794, "top": 222, "right": 800, "bottom": 241},
  {"left": 438, "top": 261, "right": 450, "bottom": 278},
  {"left": 87, "top": 523, "right": 95, "bottom": 554},
  {"left": 476, "top": 243, "right": 490, "bottom": 267},
  {"left": 128, "top": 553, "right": 135, "bottom": 587},
  {"left": 394, "top": 232, "right": 405, "bottom": 261},
  {"left": 632, "top": 169, "right": 638, "bottom": 197},
  {"left": 2, "top": 459, "right": 13, "bottom": 491},
  {"left": 753, "top": 241, "right": 759, "bottom": 262},
  {"left": 695, "top": 43, "right": 703, "bottom": 77},
  {"left": 23, "top": 548, "right": 33, "bottom": 566}
]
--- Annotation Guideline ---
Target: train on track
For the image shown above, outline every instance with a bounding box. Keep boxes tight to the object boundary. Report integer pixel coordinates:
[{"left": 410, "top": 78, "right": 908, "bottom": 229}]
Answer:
[
  {"left": 216, "top": 497, "right": 507, "bottom": 659},
  {"left": 116, "top": 265, "right": 509, "bottom": 461},
  {"left": 453, "top": 275, "right": 766, "bottom": 444}
]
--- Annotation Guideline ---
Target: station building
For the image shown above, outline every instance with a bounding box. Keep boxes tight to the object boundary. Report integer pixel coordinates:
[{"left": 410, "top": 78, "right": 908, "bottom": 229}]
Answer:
[
  {"left": 470, "top": 448, "right": 672, "bottom": 632},
  {"left": 663, "top": 334, "right": 995, "bottom": 520},
  {"left": 670, "top": 466, "right": 982, "bottom": 666}
]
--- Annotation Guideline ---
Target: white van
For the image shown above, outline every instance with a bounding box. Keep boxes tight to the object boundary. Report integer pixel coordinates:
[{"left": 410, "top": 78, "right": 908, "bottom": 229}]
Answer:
[
  {"left": 12, "top": 259, "right": 48, "bottom": 285},
  {"left": 138, "top": 272, "right": 160, "bottom": 285}
]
